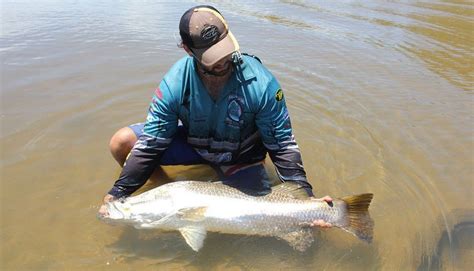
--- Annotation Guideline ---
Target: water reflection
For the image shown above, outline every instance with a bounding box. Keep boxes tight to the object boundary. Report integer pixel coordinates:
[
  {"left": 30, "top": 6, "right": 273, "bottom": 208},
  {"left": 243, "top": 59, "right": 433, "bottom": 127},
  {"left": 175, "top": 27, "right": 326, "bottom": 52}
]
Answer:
[
  {"left": 418, "top": 209, "right": 474, "bottom": 270},
  {"left": 403, "top": 9, "right": 473, "bottom": 90},
  {"left": 109, "top": 227, "right": 380, "bottom": 270}
]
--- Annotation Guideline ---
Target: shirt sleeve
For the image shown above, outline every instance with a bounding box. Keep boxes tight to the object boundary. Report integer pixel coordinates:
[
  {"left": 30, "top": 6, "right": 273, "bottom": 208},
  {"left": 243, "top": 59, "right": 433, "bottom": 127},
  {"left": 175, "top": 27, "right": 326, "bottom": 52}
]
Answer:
[
  {"left": 108, "top": 80, "right": 178, "bottom": 198},
  {"left": 255, "top": 79, "right": 314, "bottom": 196}
]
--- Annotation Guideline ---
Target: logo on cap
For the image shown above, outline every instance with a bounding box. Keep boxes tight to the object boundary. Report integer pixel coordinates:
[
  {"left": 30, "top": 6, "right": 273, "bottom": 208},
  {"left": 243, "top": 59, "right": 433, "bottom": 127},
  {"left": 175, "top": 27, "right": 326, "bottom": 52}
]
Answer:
[{"left": 201, "top": 25, "right": 219, "bottom": 42}]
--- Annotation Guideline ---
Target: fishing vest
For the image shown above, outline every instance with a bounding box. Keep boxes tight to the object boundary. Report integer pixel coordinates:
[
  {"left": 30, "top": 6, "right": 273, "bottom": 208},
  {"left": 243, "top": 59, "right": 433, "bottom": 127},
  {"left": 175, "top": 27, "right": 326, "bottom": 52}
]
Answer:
[{"left": 144, "top": 54, "right": 292, "bottom": 165}]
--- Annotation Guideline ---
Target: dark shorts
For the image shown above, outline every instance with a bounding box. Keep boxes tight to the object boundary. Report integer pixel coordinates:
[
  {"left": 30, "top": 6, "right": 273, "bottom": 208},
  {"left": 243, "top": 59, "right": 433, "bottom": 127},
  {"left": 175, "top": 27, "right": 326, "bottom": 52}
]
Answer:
[{"left": 129, "top": 123, "right": 271, "bottom": 193}]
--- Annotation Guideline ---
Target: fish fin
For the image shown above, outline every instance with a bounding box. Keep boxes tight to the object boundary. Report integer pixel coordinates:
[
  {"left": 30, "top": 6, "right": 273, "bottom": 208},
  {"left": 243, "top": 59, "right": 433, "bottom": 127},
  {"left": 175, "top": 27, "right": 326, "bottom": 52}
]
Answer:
[
  {"left": 134, "top": 210, "right": 183, "bottom": 229},
  {"left": 278, "top": 228, "right": 314, "bottom": 252},
  {"left": 271, "top": 182, "right": 311, "bottom": 200},
  {"left": 151, "top": 211, "right": 181, "bottom": 225},
  {"left": 135, "top": 223, "right": 157, "bottom": 229},
  {"left": 340, "top": 193, "right": 374, "bottom": 243},
  {"left": 179, "top": 226, "right": 207, "bottom": 252},
  {"left": 177, "top": 206, "right": 208, "bottom": 222}
]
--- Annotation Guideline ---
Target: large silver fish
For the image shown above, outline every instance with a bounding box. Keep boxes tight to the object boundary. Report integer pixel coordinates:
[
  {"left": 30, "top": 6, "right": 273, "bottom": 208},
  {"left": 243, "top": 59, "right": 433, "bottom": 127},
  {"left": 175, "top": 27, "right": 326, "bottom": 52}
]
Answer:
[{"left": 102, "top": 181, "right": 374, "bottom": 252}]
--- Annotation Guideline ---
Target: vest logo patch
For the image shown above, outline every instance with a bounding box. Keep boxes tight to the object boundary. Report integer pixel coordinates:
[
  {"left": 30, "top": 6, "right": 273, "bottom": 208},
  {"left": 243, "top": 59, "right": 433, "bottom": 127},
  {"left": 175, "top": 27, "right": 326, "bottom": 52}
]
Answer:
[
  {"left": 227, "top": 98, "right": 242, "bottom": 122},
  {"left": 275, "top": 89, "right": 284, "bottom": 101}
]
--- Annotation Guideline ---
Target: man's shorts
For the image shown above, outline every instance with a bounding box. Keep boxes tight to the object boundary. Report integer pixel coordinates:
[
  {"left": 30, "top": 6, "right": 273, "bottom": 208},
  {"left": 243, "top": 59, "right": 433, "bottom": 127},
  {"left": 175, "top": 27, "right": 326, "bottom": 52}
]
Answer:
[{"left": 129, "top": 123, "right": 271, "bottom": 193}]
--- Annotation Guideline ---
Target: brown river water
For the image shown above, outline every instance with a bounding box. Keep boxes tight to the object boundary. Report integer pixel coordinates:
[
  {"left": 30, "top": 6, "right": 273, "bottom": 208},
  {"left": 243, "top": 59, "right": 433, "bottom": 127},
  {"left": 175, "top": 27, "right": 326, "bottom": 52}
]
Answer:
[{"left": 1, "top": 0, "right": 473, "bottom": 270}]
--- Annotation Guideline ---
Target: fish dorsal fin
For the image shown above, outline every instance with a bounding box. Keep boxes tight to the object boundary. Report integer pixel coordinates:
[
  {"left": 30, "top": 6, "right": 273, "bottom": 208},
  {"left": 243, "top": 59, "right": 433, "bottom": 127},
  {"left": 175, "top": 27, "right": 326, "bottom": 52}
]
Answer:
[
  {"left": 177, "top": 206, "right": 208, "bottom": 222},
  {"left": 179, "top": 226, "right": 207, "bottom": 252},
  {"left": 277, "top": 228, "right": 314, "bottom": 252},
  {"left": 272, "top": 182, "right": 311, "bottom": 200}
]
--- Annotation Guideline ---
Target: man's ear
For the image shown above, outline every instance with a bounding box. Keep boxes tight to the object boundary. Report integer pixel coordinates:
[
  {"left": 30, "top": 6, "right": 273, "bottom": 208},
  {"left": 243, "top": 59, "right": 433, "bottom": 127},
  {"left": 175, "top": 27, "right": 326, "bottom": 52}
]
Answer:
[{"left": 183, "top": 44, "right": 193, "bottom": 56}]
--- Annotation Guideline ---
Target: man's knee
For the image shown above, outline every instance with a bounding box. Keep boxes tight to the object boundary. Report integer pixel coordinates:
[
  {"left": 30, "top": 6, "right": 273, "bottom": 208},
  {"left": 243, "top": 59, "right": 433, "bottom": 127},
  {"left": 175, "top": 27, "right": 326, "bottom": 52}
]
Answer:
[{"left": 109, "top": 127, "right": 137, "bottom": 165}]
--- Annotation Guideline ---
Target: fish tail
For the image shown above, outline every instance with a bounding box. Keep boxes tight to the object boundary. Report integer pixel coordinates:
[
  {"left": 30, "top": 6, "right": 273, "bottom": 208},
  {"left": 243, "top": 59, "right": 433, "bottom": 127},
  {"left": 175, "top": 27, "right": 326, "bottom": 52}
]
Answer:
[{"left": 340, "top": 193, "right": 374, "bottom": 243}]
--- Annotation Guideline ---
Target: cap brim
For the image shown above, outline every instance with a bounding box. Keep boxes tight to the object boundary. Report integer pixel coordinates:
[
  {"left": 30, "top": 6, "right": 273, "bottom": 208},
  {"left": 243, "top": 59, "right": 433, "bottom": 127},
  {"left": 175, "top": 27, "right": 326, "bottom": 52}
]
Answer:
[{"left": 192, "top": 31, "right": 239, "bottom": 67}]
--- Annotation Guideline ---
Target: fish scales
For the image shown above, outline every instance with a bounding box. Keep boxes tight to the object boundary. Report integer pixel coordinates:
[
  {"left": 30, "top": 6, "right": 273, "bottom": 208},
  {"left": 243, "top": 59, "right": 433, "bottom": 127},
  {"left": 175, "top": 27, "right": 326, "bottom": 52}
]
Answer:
[
  {"left": 168, "top": 182, "right": 325, "bottom": 234},
  {"left": 103, "top": 181, "right": 374, "bottom": 251}
]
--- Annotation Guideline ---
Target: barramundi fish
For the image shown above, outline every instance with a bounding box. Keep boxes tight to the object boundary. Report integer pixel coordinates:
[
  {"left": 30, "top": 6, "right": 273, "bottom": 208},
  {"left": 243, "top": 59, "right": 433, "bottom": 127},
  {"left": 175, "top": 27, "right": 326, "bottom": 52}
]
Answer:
[{"left": 101, "top": 181, "right": 374, "bottom": 252}]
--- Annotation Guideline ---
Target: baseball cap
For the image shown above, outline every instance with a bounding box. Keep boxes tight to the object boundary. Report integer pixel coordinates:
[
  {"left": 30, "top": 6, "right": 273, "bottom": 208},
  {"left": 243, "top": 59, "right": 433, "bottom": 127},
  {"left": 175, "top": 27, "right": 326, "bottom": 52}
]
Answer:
[{"left": 179, "top": 5, "right": 240, "bottom": 67}]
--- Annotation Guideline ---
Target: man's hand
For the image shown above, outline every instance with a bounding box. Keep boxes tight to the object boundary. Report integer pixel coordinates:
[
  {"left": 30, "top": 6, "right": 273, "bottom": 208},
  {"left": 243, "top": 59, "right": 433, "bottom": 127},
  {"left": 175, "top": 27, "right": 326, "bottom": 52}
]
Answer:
[
  {"left": 310, "top": 195, "right": 333, "bottom": 228},
  {"left": 98, "top": 194, "right": 116, "bottom": 218}
]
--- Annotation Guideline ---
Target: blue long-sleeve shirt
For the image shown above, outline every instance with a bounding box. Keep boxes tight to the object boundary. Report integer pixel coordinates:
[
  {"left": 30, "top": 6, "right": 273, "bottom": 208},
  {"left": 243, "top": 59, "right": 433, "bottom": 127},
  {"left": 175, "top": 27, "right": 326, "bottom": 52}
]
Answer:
[{"left": 109, "top": 55, "right": 312, "bottom": 198}]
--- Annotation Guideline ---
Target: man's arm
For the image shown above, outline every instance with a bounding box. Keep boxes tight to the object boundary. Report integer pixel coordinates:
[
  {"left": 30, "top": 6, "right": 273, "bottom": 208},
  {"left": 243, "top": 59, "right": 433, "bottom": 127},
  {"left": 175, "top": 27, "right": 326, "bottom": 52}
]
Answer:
[
  {"left": 267, "top": 139, "right": 313, "bottom": 196},
  {"left": 107, "top": 82, "right": 178, "bottom": 199},
  {"left": 254, "top": 78, "right": 334, "bottom": 228},
  {"left": 255, "top": 80, "right": 314, "bottom": 196}
]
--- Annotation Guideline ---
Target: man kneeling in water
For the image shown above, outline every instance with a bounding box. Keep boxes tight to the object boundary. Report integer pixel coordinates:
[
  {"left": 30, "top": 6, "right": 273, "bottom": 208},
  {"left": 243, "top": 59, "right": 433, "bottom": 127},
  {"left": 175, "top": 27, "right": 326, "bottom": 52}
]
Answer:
[{"left": 99, "top": 5, "right": 332, "bottom": 228}]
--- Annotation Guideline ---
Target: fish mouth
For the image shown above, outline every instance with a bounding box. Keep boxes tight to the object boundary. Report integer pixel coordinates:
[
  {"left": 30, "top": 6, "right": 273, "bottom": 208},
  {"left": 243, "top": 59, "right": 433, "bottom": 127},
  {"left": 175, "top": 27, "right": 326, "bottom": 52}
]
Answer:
[{"left": 98, "top": 202, "right": 125, "bottom": 222}]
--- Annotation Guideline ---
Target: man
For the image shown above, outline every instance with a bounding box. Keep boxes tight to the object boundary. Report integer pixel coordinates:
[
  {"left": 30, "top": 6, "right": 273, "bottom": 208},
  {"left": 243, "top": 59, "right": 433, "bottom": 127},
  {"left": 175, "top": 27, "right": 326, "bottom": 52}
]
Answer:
[{"left": 99, "top": 5, "right": 332, "bottom": 227}]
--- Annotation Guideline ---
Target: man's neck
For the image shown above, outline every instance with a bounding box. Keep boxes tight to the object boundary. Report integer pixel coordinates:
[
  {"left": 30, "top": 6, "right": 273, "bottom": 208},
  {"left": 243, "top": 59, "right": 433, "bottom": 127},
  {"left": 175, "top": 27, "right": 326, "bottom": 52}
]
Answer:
[{"left": 197, "top": 66, "right": 233, "bottom": 101}]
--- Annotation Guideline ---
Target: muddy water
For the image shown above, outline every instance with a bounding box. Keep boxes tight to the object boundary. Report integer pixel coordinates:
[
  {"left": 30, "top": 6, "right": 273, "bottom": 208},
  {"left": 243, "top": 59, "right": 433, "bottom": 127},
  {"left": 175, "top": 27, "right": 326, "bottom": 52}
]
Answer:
[{"left": 1, "top": 0, "right": 473, "bottom": 270}]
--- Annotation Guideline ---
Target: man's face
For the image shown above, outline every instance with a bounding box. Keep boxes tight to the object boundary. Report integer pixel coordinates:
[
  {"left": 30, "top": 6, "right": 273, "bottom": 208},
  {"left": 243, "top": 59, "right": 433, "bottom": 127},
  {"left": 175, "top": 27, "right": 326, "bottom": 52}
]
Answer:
[{"left": 199, "top": 54, "right": 233, "bottom": 77}]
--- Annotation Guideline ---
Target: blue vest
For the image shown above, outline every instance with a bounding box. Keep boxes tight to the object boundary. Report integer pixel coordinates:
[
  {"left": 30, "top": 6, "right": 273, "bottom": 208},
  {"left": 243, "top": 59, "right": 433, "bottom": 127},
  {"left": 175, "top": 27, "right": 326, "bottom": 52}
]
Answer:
[
  {"left": 109, "top": 54, "right": 311, "bottom": 199},
  {"left": 143, "top": 55, "right": 293, "bottom": 165}
]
